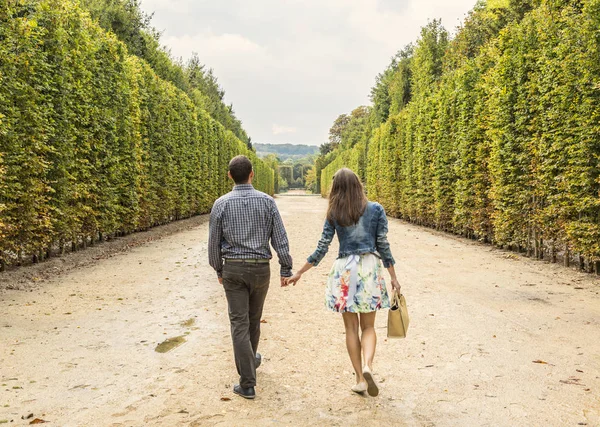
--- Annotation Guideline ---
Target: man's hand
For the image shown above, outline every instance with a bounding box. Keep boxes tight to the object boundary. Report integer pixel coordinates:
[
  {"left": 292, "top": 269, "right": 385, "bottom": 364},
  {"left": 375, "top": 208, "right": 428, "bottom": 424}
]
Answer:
[
  {"left": 280, "top": 277, "right": 289, "bottom": 287},
  {"left": 218, "top": 277, "right": 223, "bottom": 285}
]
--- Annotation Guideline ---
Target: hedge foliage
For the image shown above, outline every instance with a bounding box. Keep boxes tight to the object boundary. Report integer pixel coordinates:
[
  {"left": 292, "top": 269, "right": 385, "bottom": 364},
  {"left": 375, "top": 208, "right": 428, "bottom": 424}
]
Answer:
[
  {"left": 0, "top": 0, "right": 273, "bottom": 267},
  {"left": 320, "top": 0, "right": 600, "bottom": 266}
]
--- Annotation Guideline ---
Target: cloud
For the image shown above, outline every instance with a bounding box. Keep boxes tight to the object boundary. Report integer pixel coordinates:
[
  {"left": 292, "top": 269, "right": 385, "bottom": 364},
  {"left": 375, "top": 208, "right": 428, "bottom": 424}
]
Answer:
[
  {"left": 141, "top": 0, "right": 478, "bottom": 146},
  {"left": 272, "top": 125, "right": 298, "bottom": 135},
  {"left": 163, "top": 32, "right": 271, "bottom": 64}
]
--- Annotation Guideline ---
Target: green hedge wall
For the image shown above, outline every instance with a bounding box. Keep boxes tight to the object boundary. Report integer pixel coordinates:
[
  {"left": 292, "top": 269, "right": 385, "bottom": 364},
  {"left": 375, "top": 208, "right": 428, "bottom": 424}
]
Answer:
[
  {"left": 319, "top": 140, "right": 366, "bottom": 198},
  {"left": 0, "top": 0, "right": 273, "bottom": 268},
  {"left": 321, "top": 1, "right": 600, "bottom": 266}
]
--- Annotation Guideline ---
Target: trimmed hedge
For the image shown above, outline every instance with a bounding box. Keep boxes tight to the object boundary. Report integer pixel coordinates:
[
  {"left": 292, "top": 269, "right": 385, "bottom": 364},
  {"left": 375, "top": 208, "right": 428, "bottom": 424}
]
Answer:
[
  {"left": 0, "top": 0, "right": 273, "bottom": 268},
  {"left": 321, "top": 1, "right": 600, "bottom": 268}
]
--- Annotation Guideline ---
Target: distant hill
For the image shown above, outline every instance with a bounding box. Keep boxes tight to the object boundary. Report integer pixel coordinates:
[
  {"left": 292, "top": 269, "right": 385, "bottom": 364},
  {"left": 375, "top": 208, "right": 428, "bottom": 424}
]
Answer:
[{"left": 254, "top": 143, "right": 319, "bottom": 161}]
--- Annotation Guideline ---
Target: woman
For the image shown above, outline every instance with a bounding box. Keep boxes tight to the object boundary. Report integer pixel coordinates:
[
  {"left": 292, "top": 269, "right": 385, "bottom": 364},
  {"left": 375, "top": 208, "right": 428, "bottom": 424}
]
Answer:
[{"left": 287, "top": 168, "right": 400, "bottom": 397}]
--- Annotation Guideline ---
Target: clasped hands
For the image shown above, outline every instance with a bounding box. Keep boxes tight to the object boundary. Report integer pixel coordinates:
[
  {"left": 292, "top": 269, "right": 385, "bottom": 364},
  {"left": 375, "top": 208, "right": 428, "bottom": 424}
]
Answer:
[{"left": 281, "top": 272, "right": 302, "bottom": 287}]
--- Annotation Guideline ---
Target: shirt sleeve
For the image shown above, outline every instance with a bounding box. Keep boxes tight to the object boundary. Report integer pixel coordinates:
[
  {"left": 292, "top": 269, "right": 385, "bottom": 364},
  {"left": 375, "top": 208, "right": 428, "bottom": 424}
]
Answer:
[
  {"left": 375, "top": 204, "right": 395, "bottom": 268},
  {"left": 307, "top": 219, "right": 335, "bottom": 266},
  {"left": 208, "top": 202, "right": 224, "bottom": 277},
  {"left": 270, "top": 200, "right": 293, "bottom": 277}
]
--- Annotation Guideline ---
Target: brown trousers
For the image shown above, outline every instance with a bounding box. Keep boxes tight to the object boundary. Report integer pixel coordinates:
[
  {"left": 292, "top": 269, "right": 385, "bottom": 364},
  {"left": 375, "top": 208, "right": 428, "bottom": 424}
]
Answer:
[{"left": 222, "top": 262, "right": 270, "bottom": 388}]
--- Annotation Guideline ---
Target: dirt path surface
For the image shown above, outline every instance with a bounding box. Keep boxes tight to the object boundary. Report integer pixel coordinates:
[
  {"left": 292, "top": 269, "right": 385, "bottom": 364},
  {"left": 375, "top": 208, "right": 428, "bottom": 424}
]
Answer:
[{"left": 2, "top": 194, "right": 599, "bottom": 426}]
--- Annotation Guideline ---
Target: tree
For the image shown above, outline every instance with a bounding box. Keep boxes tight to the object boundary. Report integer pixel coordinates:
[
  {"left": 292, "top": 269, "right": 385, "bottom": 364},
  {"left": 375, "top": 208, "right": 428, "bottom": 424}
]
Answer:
[
  {"left": 316, "top": 0, "right": 600, "bottom": 269},
  {"left": 80, "top": 0, "right": 252, "bottom": 147},
  {"left": 319, "top": 142, "right": 333, "bottom": 156},
  {"left": 262, "top": 154, "right": 280, "bottom": 193},
  {"left": 328, "top": 114, "right": 350, "bottom": 148},
  {"left": 279, "top": 177, "right": 289, "bottom": 192},
  {"left": 371, "top": 45, "right": 414, "bottom": 123},
  {"left": 305, "top": 167, "right": 317, "bottom": 194},
  {"left": 0, "top": 0, "right": 273, "bottom": 267}
]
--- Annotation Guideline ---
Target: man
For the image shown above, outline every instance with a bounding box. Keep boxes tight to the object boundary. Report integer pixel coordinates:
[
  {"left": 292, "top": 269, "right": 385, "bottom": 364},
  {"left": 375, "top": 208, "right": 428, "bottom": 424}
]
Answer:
[{"left": 208, "top": 155, "right": 293, "bottom": 400}]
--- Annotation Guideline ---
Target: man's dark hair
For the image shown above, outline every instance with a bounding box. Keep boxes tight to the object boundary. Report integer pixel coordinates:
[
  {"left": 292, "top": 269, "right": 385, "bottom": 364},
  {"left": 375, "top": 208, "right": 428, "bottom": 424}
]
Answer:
[{"left": 228, "top": 155, "right": 253, "bottom": 184}]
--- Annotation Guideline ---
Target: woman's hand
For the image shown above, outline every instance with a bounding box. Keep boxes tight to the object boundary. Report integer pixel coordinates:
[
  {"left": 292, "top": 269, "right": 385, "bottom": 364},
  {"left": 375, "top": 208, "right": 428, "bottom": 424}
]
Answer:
[
  {"left": 287, "top": 272, "right": 303, "bottom": 286},
  {"left": 284, "top": 262, "right": 314, "bottom": 287},
  {"left": 390, "top": 277, "right": 401, "bottom": 294}
]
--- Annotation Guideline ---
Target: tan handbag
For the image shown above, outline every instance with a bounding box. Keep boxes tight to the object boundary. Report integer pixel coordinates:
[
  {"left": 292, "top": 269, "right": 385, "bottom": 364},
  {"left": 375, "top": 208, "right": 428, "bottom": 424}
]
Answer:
[{"left": 387, "top": 290, "right": 409, "bottom": 338}]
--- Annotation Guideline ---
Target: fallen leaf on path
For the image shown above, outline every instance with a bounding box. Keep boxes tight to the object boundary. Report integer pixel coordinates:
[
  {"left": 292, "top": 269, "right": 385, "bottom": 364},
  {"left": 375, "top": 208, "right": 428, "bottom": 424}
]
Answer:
[
  {"left": 29, "top": 419, "right": 47, "bottom": 425},
  {"left": 532, "top": 360, "right": 548, "bottom": 364},
  {"left": 260, "top": 320, "right": 267, "bottom": 323},
  {"left": 178, "top": 409, "right": 189, "bottom": 414},
  {"left": 22, "top": 414, "right": 33, "bottom": 420},
  {"left": 220, "top": 397, "right": 231, "bottom": 401},
  {"left": 576, "top": 369, "right": 584, "bottom": 373},
  {"left": 574, "top": 287, "right": 583, "bottom": 290}
]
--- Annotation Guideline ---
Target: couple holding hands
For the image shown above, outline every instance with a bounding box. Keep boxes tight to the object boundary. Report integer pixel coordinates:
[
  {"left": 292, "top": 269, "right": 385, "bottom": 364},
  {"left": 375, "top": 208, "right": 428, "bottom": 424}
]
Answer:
[{"left": 208, "top": 155, "right": 401, "bottom": 400}]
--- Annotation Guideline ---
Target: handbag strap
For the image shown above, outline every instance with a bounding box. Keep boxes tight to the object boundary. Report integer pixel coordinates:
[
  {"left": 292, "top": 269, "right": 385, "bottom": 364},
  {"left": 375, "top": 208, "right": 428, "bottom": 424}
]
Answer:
[{"left": 391, "top": 290, "right": 401, "bottom": 308}]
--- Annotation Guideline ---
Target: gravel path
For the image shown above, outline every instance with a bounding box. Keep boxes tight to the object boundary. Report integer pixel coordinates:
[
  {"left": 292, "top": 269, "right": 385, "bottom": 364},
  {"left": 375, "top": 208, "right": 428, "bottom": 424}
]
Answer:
[{"left": 1, "top": 193, "right": 599, "bottom": 426}]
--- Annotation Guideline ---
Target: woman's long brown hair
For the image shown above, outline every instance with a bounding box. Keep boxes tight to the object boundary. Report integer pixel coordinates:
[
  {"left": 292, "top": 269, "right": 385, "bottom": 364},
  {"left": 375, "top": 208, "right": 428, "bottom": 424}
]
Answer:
[{"left": 326, "top": 168, "right": 368, "bottom": 227}]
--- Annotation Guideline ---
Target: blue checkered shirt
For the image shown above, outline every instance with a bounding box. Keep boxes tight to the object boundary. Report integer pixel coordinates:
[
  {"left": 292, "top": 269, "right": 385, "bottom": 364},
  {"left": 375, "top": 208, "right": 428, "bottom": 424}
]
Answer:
[{"left": 208, "top": 184, "right": 293, "bottom": 278}]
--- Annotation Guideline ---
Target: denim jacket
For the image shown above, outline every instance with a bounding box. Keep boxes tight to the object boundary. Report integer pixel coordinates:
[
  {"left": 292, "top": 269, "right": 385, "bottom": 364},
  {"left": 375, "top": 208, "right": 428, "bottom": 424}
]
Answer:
[{"left": 307, "top": 201, "right": 395, "bottom": 268}]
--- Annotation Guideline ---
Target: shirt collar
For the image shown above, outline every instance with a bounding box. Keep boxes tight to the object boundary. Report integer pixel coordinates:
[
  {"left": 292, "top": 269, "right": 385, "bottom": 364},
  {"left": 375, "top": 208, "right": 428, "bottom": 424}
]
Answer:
[{"left": 233, "top": 184, "right": 254, "bottom": 191}]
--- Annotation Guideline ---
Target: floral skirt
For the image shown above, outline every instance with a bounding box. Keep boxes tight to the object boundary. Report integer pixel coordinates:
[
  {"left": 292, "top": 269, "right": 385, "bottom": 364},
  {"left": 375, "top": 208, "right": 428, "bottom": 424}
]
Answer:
[{"left": 325, "top": 253, "right": 390, "bottom": 313}]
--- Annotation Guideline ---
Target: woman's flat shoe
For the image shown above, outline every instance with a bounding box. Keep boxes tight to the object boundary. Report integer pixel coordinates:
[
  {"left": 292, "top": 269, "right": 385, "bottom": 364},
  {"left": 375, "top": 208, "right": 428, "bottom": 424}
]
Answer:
[
  {"left": 362, "top": 366, "right": 379, "bottom": 397},
  {"left": 351, "top": 382, "right": 367, "bottom": 394}
]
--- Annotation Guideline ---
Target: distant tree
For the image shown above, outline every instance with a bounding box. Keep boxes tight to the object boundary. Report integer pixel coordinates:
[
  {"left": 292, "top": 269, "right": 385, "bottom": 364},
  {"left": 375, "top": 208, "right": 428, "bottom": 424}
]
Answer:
[
  {"left": 279, "top": 165, "right": 293, "bottom": 186},
  {"left": 305, "top": 167, "right": 318, "bottom": 194},
  {"left": 319, "top": 142, "right": 333, "bottom": 156},
  {"left": 262, "top": 154, "right": 280, "bottom": 193},
  {"left": 328, "top": 114, "right": 351, "bottom": 148},
  {"left": 293, "top": 163, "right": 304, "bottom": 181},
  {"left": 279, "top": 178, "right": 289, "bottom": 192}
]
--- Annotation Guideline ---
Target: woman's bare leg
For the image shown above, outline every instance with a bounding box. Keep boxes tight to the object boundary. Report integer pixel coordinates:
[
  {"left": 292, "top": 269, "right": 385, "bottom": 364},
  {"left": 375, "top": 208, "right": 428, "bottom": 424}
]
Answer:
[
  {"left": 342, "top": 312, "right": 365, "bottom": 384},
  {"left": 359, "top": 311, "right": 377, "bottom": 370}
]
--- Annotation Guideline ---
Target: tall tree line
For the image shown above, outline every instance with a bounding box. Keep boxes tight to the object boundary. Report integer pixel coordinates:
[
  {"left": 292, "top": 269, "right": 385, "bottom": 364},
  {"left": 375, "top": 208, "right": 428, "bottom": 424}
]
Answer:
[
  {"left": 80, "top": 0, "right": 252, "bottom": 147},
  {"left": 0, "top": 0, "right": 273, "bottom": 270},
  {"left": 318, "top": 0, "right": 600, "bottom": 272}
]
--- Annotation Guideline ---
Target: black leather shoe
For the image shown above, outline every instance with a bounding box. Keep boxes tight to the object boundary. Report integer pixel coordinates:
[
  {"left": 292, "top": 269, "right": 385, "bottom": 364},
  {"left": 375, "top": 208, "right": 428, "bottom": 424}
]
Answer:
[
  {"left": 233, "top": 384, "right": 256, "bottom": 399},
  {"left": 255, "top": 353, "right": 262, "bottom": 369}
]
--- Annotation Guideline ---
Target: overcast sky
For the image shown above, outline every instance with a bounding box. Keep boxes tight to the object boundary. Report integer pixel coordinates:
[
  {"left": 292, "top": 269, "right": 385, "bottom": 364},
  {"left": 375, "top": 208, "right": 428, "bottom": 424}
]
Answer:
[{"left": 141, "top": 0, "right": 476, "bottom": 146}]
